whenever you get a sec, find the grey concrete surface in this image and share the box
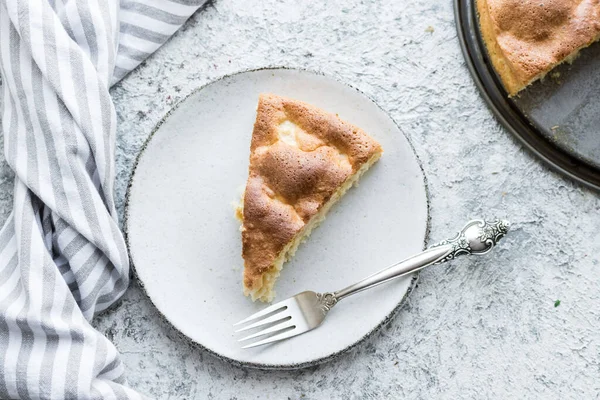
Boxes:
[1,0,599,399]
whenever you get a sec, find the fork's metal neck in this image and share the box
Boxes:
[333,245,451,301]
[316,292,339,314]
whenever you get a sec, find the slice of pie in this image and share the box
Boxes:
[477,0,600,96]
[238,94,382,302]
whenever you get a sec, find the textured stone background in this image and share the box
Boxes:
[1,0,600,398]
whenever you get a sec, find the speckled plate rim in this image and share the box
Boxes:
[454,0,600,192]
[123,66,431,370]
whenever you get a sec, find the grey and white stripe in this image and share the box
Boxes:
[0,0,205,398]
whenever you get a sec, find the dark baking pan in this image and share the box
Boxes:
[455,0,600,191]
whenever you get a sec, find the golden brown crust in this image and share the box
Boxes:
[241,94,382,292]
[477,0,600,96]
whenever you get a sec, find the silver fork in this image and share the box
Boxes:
[234,218,510,348]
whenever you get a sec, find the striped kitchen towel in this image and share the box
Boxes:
[0,0,206,398]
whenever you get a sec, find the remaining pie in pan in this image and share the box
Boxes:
[477,0,600,96]
[238,94,383,302]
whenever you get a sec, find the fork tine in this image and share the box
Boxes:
[238,320,296,342]
[234,312,291,333]
[233,300,290,327]
[241,326,300,349]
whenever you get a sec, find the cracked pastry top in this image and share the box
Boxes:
[239,94,382,302]
[477,0,600,96]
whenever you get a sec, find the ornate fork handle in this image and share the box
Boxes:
[317,219,510,312]
[430,219,510,263]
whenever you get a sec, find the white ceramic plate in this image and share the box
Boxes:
[125,68,429,369]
